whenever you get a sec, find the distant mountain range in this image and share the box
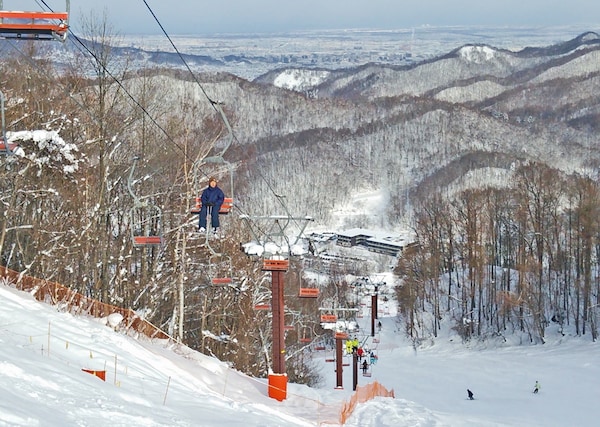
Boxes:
[7,25,593,80]
[234,31,600,230]
[4,29,600,231]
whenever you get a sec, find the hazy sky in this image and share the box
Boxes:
[7,0,600,35]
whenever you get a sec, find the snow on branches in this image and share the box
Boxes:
[6,129,82,175]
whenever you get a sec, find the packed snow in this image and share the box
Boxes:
[1,275,599,426]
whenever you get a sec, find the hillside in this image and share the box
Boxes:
[2,28,600,379]
[238,32,600,224]
[5,31,600,227]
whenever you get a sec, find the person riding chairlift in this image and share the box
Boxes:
[198,177,225,235]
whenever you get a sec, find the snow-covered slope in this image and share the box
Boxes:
[2,276,599,426]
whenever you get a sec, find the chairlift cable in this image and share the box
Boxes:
[8,2,309,255]
[34,1,207,167]
[140,0,303,226]
[140,0,245,190]
[142,0,252,233]
[140,1,276,253]
[31,2,232,216]
[69,37,189,159]
[141,1,220,113]
[139,3,314,246]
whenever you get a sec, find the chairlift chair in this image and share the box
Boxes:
[191,196,234,215]
[0,140,17,155]
[299,328,312,343]
[190,102,234,217]
[128,157,163,247]
[362,363,372,377]
[320,313,337,323]
[295,269,319,298]
[0,0,70,42]
[298,287,319,298]
[130,201,163,247]
[208,253,233,285]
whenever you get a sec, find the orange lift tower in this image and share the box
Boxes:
[0,1,69,42]
[241,213,313,401]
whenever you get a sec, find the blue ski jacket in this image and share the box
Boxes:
[201,185,225,207]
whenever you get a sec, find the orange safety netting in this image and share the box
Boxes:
[0,265,170,341]
[339,380,395,425]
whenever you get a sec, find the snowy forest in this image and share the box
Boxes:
[1,18,600,384]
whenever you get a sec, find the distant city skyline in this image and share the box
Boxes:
[4,0,600,35]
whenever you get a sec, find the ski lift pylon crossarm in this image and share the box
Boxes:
[262,258,289,271]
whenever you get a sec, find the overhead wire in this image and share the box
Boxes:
[139,0,249,189]
[6,1,221,172]
[141,0,220,115]
[35,0,193,162]
[34,0,237,218]
[24,3,236,248]
[2,1,198,227]
[140,0,310,235]
[11,1,309,243]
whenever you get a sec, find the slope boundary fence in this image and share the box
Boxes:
[0,265,171,341]
[339,380,395,425]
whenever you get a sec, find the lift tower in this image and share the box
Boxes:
[241,214,312,400]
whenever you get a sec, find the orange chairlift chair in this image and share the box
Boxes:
[298,281,319,298]
[299,327,313,344]
[190,102,234,218]
[207,252,233,285]
[320,312,338,324]
[127,157,163,247]
[0,0,69,42]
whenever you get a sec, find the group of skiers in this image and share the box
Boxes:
[360,352,378,374]
[342,336,380,374]
[467,381,540,400]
